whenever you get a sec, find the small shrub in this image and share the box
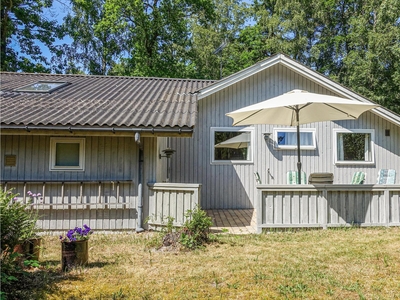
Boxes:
[0,188,40,298]
[180,206,213,249]
[1,188,39,253]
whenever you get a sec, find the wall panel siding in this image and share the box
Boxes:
[171,64,400,209]
[0,135,150,231]
[1,135,138,181]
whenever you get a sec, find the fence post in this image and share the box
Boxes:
[384,188,390,226]
[322,188,329,229]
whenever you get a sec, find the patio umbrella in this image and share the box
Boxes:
[226,89,379,184]
[215,132,250,149]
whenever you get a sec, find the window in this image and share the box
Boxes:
[333,129,375,165]
[15,81,69,93]
[273,128,316,150]
[50,138,85,171]
[211,127,254,164]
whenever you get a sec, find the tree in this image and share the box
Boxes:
[339,0,400,113]
[245,0,400,113]
[98,0,215,77]
[57,0,123,75]
[0,0,62,72]
[188,0,250,79]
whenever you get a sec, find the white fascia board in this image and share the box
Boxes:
[279,56,400,126]
[197,55,283,100]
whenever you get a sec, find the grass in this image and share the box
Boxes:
[6,227,400,299]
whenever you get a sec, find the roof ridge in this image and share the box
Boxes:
[0,71,216,82]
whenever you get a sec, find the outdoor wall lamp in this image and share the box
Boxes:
[263,133,272,141]
[159,147,176,159]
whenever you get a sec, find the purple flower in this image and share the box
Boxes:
[60,225,93,242]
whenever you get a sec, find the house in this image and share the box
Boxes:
[0,72,214,231]
[1,54,400,232]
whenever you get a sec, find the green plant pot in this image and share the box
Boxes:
[61,240,89,271]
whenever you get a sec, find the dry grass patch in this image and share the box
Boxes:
[7,227,400,299]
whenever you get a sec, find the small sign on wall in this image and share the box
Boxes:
[4,155,16,167]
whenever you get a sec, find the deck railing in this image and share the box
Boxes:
[1,180,135,209]
[147,182,201,228]
[257,184,400,233]
[1,180,136,231]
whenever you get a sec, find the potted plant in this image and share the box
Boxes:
[16,191,43,261]
[1,189,41,263]
[59,225,93,271]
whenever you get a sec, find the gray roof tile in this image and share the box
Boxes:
[0,72,214,129]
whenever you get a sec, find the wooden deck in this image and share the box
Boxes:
[206,209,257,234]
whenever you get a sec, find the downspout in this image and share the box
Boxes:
[135,132,144,232]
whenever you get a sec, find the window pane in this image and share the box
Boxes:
[55,143,80,166]
[338,133,370,161]
[214,131,250,160]
[15,81,68,93]
[277,131,314,146]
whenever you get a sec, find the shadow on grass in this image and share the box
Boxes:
[2,259,109,299]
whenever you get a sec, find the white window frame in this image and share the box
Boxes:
[210,127,254,165]
[50,137,85,171]
[273,128,316,150]
[333,129,375,165]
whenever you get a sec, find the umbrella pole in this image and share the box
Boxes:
[296,108,301,184]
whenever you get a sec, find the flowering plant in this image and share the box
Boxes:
[59,225,93,242]
[27,191,43,204]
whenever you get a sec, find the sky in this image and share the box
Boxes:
[10,1,73,68]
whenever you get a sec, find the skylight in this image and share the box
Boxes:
[15,81,70,93]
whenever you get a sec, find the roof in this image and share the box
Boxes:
[197,53,400,127]
[0,72,214,129]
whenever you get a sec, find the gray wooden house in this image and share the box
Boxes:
[1,54,400,232]
[0,72,213,231]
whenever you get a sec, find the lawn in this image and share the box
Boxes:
[8,227,400,299]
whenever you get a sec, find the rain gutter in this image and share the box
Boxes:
[1,125,193,134]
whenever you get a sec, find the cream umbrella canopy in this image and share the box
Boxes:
[226,90,379,184]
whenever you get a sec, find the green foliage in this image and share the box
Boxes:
[0,188,40,297]
[23,260,40,268]
[58,0,122,75]
[3,0,399,113]
[72,0,216,77]
[164,216,176,234]
[0,0,63,72]
[189,0,251,79]
[249,0,400,113]
[180,206,213,249]
[0,189,39,252]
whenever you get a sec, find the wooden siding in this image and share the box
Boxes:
[1,135,137,181]
[1,135,161,231]
[257,185,400,232]
[147,183,201,228]
[170,64,400,209]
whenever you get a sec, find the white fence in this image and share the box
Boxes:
[257,184,400,233]
[147,183,201,228]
